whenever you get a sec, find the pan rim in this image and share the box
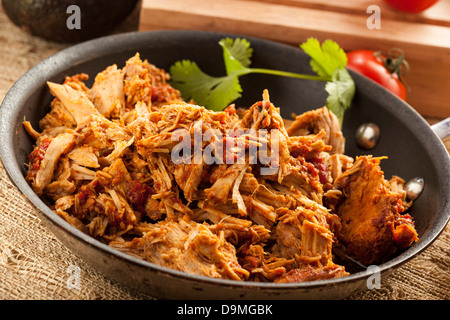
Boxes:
[0,29,449,293]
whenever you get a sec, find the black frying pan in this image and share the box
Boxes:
[0,30,448,299]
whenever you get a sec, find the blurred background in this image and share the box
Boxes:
[1,0,449,120]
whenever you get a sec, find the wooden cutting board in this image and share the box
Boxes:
[139,0,450,119]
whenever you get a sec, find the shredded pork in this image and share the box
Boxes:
[23,53,419,283]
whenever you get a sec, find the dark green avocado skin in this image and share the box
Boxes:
[2,0,138,43]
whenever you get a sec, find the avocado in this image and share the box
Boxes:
[2,0,138,43]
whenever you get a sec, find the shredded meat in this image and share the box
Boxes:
[286,106,345,155]
[88,64,126,118]
[23,53,419,283]
[110,217,249,280]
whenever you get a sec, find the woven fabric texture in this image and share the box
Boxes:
[0,4,448,300]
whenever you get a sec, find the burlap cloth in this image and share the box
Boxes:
[0,3,448,300]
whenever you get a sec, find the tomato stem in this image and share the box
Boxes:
[374,48,410,92]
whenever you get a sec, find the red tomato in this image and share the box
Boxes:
[383,0,439,13]
[346,49,408,100]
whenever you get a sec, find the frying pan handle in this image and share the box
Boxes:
[431,117,450,141]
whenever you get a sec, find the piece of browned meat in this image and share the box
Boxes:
[325,156,418,266]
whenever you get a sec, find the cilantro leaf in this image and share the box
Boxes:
[170,60,242,111]
[300,38,354,125]
[170,38,253,110]
[325,68,355,125]
[300,38,347,79]
[219,37,253,74]
[170,37,355,124]
[209,76,242,110]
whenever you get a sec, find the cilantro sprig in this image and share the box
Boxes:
[170,37,355,125]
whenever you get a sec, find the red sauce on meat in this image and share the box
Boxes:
[127,180,155,214]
